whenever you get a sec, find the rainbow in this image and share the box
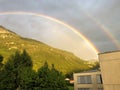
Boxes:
[0,11,99,54]
[79,8,120,49]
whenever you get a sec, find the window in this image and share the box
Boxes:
[77,75,92,84]
[96,74,102,84]
[78,88,92,90]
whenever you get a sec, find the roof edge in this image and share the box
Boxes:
[98,50,120,55]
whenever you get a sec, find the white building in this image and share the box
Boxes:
[99,51,120,90]
[74,71,103,90]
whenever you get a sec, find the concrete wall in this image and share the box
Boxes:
[99,51,120,90]
[74,71,103,90]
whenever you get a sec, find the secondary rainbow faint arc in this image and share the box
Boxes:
[0,11,99,54]
[79,8,120,49]
[86,13,120,49]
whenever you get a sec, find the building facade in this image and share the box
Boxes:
[99,51,120,90]
[74,71,103,90]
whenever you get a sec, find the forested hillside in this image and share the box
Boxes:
[0,26,90,74]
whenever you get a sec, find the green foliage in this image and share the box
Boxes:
[68,86,74,90]
[0,54,3,62]
[0,26,90,74]
[90,61,100,70]
[0,50,34,90]
[37,62,68,90]
[0,54,3,69]
[20,49,33,68]
[0,51,68,90]
[19,67,37,90]
[0,58,16,90]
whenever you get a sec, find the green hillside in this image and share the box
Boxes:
[0,26,90,74]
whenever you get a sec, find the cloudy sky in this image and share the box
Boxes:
[0,0,120,60]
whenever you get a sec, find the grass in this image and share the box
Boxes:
[68,86,74,90]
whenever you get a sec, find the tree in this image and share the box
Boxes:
[91,61,100,70]
[0,54,3,62]
[0,58,16,90]
[0,54,3,69]
[37,62,68,90]
[19,67,37,90]
[20,49,33,68]
[18,50,36,90]
[0,50,68,90]
[37,61,50,89]
[0,50,35,90]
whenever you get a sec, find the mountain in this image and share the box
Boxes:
[0,26,90,74]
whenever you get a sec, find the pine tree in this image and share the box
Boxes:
[0,58,16,90]
[37,62,68,90]
[19,67,37,90]
[0,50,35,90]
[37,61,50,89]
[0,51,68,90]
[20,49,33,68]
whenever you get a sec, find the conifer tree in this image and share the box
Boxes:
[0,57,16,90]
[0,54,3,63]
[0,50,35,90]
[37,62,68,90]
[20,49,33,67]
[0,54,3,69]
[0,51,68,90]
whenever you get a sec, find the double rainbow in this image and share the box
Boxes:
[0,11,119,55]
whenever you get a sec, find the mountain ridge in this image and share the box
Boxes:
[0,26,90,74]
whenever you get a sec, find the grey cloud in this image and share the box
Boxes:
[0,14,98,59]
[0,0,120,57]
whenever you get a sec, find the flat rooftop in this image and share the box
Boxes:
[98,50,120,55]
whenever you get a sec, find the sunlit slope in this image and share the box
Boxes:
[0,26,90,73]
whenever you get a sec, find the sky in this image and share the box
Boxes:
[0,0,120,60]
